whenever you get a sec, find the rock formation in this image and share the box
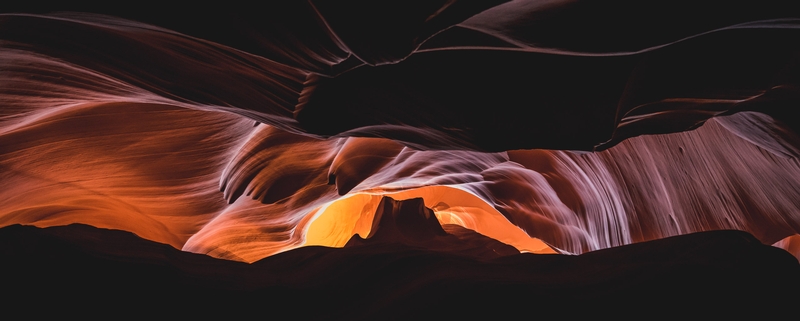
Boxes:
[1,1,800,316]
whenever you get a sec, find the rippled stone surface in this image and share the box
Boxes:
[1,2,799,311]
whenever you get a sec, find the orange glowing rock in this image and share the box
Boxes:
[306,187,556,255]
[0,102,254,248]
[343,196,521,259]
[2,3,800,267]
[774,234,800,262]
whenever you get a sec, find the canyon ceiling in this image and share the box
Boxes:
[1,1,799,318]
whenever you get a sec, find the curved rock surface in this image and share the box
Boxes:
[344,196,521,259]
[1,1,799,307]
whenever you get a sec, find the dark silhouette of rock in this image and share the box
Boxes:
[345,196,519,259]
[2,223,798,319]
[2,2,800,319]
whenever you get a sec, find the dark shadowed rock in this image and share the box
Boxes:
[344,196,519,259]
[2,222,797,319]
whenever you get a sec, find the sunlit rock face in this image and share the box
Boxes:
[2,0,800,270]
[201,114,800,260]
[774,234,800,260]
[0,102,254,248]
[343,196,521,259]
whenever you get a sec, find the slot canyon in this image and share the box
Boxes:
[2,1,799,318]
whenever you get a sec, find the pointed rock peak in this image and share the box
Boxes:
[344,196,520,259]
[365,196,448,244]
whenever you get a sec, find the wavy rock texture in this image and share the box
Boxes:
[2,0,800,271]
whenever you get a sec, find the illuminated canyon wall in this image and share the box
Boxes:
[2,0,800,265]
